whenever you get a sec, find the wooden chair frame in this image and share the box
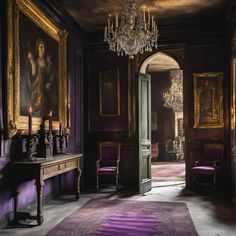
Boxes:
[96,141,121,191]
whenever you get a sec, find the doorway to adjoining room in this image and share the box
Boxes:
[140,52,185,186]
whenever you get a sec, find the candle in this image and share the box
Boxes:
[143,8,145,21]
[151,16,154,29]
[49,110,52,133]
[59,121,62,135]
[28,107,32,135]
[115,13,118,28]
[148,11,150,26]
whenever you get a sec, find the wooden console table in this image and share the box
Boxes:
[11,154,82,225]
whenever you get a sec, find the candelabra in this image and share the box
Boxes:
[53,132,68,154]
[37,120,53,158]
[25,134,38,161]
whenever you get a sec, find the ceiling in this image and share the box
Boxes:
[57,0,228,33]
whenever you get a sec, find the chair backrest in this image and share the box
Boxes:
[99,141,121,166]
[203,143,224,162]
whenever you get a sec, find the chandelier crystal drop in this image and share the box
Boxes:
[104,0,159,59]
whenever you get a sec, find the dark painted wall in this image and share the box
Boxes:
[0,0,84,224]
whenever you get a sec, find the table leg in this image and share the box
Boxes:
[35,180,44,225]
[76,167,81,200]
[13,187,19,222]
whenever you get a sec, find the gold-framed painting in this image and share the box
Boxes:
[7,0,68,138]
[193,72,224,129]
[99,69,120,116]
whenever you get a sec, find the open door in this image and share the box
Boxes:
[138,73,152,194]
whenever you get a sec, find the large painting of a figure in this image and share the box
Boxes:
[20,12,58,119]
[193,72,224,128]
[7,0,68,137]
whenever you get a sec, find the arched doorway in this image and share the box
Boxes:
[140,52,185,187]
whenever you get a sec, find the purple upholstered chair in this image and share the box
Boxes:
[192,144,224,191]
[96,141,121,191]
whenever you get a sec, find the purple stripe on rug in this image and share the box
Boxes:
[46,199,198,236]
[96,213,158,236]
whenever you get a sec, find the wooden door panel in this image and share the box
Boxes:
[138,73,151,194]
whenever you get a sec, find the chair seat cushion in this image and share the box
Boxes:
[98,166,117,174]
[192,166,218,175]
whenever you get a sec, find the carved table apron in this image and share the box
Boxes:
[11,154,82,225]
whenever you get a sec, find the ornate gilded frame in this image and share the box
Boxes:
[99,69,120,116]
[7,0,68,138]
[193,72,224,129]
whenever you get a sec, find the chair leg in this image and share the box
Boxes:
[96,173,99,192]
[213,174,216,192]
[192,173,196,191]
[116,174,119,191]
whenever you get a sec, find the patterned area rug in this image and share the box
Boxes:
[152,162,185,181]
[46,199,198,236]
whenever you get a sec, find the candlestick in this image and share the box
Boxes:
[49,110,52,133]
[28,107,32,135]
[115,13,118,28]
[143,8,145,21]
[148,11,150,26]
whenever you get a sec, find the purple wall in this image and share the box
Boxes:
[0,0,84,222]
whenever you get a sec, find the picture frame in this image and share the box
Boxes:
[99,69,120,116]
[193,72,224,129]
[7,0,68,138]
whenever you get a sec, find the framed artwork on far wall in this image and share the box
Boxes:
[193,72,224,129]
[99,69,120,116]
[7,0,68,138]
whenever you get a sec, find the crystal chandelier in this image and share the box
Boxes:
[104,0,159,59]
[163,70,183,113]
